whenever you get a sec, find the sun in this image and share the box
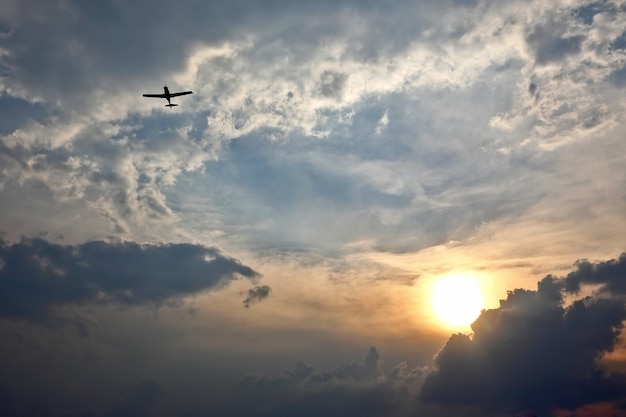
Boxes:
[431,275,484,328]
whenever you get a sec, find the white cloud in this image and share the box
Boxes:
[0,0,623,289]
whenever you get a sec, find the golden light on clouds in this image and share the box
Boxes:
[431,275,484,328]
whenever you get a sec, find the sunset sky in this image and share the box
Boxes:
[1,0,626,416]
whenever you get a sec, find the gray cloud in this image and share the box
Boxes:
[0,1,248,105]
[94,379,166,417]
[0,0,431,109]
[420,260,626,413]
[0,379,168,417]
[0,237,259,320]
[308,346,384,383]
[317,70,348,99]
[526,19,585,65]
[243,285,271,308]
[563,253,626,295]
[194,347,420,417]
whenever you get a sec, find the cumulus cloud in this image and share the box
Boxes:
[563,253,626,295]
[421,256,626,413]
[0,237,259,320]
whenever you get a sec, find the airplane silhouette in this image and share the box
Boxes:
[143,85,193,107]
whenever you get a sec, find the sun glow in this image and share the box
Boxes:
[431,275,484,328]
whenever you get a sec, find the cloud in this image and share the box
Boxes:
[0,1,625,416]
[3,379,168,417]
[112,379,166,417]
[0,113,215,239]
[1,0,624,255]
[0,237,260,321]
[563,253,626,295]
[5,245,626,417]
[317,70,348,99]
[56,379,167,417]
[195,347,420,417]
[309,346,384,383]
[525,18,585,65]
[0,0,434,111]
[420,257,626,413]
[243,285,271,308]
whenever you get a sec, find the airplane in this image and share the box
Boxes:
[143,85,193,108]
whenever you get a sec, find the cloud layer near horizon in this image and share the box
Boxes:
[1,252,620,417]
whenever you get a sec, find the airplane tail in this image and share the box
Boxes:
[165,103,178,108]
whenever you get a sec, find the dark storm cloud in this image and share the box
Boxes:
[563,253,626,295]
[0,237,260,320]
[420,263,626,413]
[243,285,271,308]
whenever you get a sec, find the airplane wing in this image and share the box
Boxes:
[169,91,193,97]
[143,93,166,98]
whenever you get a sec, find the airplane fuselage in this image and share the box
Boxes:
[162,86,173,105]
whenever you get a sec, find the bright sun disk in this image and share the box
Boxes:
[431,275,484,327]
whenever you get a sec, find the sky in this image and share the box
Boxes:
[1,0,626,416]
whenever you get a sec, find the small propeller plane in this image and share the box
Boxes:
[143,85,193,108]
